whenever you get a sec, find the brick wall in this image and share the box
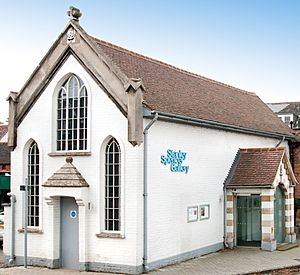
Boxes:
[292,142,300,198]
[291,135,300,226]
[0,164,10,173]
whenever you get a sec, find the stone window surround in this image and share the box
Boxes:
[18,228,43,234]
[56,74,88,152]
[48,151,91,157]
[96,232,125,239]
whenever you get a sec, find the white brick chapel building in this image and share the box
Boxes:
[4,7,298,274]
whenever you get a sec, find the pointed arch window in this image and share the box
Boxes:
[28,141,39,227]
[105,138,121,231]
[57,74,88,151]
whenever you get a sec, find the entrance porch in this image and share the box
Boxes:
[224,147,298,251]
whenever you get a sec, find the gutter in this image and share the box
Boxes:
[143,112,158,272]
[143,109,295,141]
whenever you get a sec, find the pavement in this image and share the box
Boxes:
[1,242,300,275]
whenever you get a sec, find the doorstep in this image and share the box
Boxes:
[277,243,299,251]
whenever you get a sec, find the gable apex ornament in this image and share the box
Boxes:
[67,27,76,44]
[67,6,82,21]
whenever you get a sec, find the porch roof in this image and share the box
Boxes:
[224,147,297,188]
[43,157,89,188]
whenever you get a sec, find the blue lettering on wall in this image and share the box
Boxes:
[161,149,190,174]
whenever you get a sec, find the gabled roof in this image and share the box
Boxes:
[8,16,294,150]
[224,147,297,188]
[43,157,88,187]
[92,37,292,136]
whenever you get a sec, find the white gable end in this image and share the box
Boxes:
[8,53,144,267]
[17,54,128,159]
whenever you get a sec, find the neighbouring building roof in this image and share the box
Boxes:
[224,147,297,188]
[267,102,300,129]
[43,157,89,187]
[0,143,10,165]
[268,102,300,116]
[92,37,292,136]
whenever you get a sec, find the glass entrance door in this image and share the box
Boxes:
[237,195,261,246]
[274,186,285,244]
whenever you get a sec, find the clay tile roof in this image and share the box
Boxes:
[43,157,89,187]
[91,36,292,136]
[0,143,10,164]
[225,147,286,188]
[0,125,8,140]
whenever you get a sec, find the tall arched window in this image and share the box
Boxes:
[28,141,39,227]
[57,74,88,151]
[105,138,121,231]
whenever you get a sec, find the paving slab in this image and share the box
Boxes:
[150,245,300,275]
[1,242,300,275]
[0,267,113,275]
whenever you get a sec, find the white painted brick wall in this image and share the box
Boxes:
[5,53,290,268]
[5,55,143,267]
[146,119,288,262]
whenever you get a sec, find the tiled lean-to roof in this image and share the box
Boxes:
[0,143,10,165]
[0,125,8,140]
[224,147,293,188]
[91,37,292,136]
[0,125,10,165]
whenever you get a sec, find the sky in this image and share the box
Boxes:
[0,0,299,122]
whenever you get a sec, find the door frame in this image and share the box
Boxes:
[236,194,262,247]
[60,196,79,269]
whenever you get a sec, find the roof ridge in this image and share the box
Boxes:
[90,35,257,97]
[240,147,285,153]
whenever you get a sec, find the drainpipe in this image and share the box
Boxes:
[8,193,16,264]
[143,112,158,272]
[276,136,285,147]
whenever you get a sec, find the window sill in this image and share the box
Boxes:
[18,228,43,234]
[48,151,91,157]
[96,232,125,239]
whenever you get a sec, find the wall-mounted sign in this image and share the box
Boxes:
[161,149,190,174]
[187,206,198,222]
[70,210,77,219]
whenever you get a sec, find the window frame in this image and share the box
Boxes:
[27,141,40,227]
[56,74,88,152]
[99,136,125,238]
[104,137,121,232]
